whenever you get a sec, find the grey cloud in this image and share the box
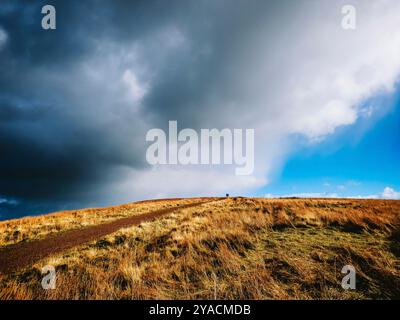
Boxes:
[1,0,285,218]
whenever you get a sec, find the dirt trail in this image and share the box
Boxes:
[0,198,222,275]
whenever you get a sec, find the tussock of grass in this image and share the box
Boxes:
[0,198,399,300]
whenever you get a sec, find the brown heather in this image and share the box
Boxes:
[0,197,399,300]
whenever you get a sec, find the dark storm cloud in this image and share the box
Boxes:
[0,0,155,217]
[0,0,246,217]
[139,0,295,130]
[0,0,303,218]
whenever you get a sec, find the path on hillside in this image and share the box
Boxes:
[0,198,222,275]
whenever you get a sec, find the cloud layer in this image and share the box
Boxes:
[265,187,400,200]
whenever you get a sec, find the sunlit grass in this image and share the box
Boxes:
[0,197,399,299]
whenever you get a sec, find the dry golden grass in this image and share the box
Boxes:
[0,197,399,300]
[0,198,200,247]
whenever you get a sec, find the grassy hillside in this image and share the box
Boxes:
[0,197,399,300]
[0,198,197,247]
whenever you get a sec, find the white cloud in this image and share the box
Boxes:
[381,187,400,200]
[265,187,400,200]
[0,197,17,205]
[343,187,400,199]
[265,192,339,199]
[347,180,362,187]
[334,181,362,191]
[152,1,400,193]
[0,27,8,50]
[122,69,147,103]
[106,167,266,203]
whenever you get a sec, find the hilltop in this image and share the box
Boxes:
[0,197,399,299]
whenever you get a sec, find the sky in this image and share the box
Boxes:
[264,91,400,198]
[0,0,399,220]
